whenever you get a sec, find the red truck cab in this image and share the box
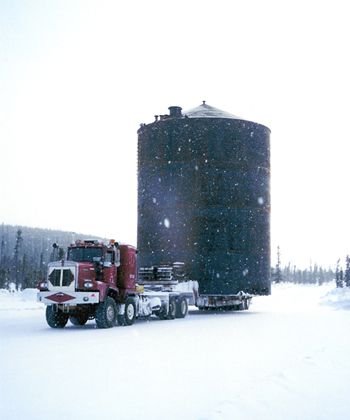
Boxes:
[38,240,140,327]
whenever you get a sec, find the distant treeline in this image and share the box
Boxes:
[271,263,335,285]
[0,224,103,290]
[271,245,337,285]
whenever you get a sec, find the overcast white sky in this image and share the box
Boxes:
[1,0,349,268]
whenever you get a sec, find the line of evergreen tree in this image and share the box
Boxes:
[0,224,103,290]
[271,246,335,285]
[334,255,350,288]
[271,263,335,285]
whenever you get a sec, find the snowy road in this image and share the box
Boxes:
[1,284,350,420]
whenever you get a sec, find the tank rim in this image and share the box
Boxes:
[138,117,271,134]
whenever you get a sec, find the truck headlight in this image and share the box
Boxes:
[84,281,94,289]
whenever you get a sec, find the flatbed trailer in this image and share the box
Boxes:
[138,264,252,311]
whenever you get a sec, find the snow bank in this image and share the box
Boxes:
[0,288,44,313]
[320,286,350,310]
[253,282,334,313]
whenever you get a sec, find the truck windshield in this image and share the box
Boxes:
[68,247,103,263]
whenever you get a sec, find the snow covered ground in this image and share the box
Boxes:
[1,283,350,420]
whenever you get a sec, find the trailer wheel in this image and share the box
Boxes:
[242,299,250,310]
[46,306,69,328]
[175,296,188,318]
[70,312,89,326]
[118,298,136,326]
[156,298,175,320]
[235,300,250,311]
[95,297,117,328]
[156,303,168,320]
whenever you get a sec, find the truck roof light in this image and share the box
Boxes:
[109,239,119,248]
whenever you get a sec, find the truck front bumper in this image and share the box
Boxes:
[37,291,100,305]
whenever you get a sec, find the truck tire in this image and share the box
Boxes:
[70,312,89,326]
[117,314,125,326]
[167,297,176,320]
[175,296,188,318]
[156,303,168,320]
[118,298,136,326]
[46,306,69,328]
[95,297,117,328]
[241,299,250,310]
[156,298,175,320]
[235,300,249,311]
[125,298,136,326]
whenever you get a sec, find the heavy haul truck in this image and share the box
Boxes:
[37,239,252,329]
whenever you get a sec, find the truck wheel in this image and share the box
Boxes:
[156,303,168,320]
[167,297,176,320]
[117,298,136,326]
[117,313,125,326]
[175,296,188,318]
[241,299,250,310]
[236,300,249,311]
[70,312,89,326]
[95,297,117,328]
[46,306,69,328]
[125,298,136,326]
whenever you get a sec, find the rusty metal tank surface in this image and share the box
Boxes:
[137,102,271,295]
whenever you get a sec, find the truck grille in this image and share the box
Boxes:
[48,268,75,287]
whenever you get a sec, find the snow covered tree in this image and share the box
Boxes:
[318,267,325,286]
[0,267,7,289]
[345,255,350,288]
[0,237,5,265]
[0,232,5,289]
[335,259,343,288]
[273,246,283,283]
[13,229,23,290]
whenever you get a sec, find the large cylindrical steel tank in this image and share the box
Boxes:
[137,102,271,295]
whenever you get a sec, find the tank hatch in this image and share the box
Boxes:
[183,101,241,120]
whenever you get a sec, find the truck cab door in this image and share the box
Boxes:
[103,250,117,285]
